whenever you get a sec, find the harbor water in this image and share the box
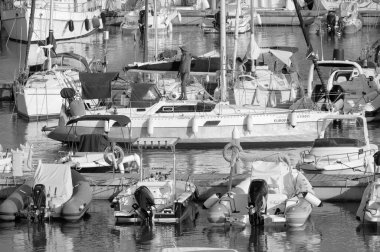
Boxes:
[1,24,380,251]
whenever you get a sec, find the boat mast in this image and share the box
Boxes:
[144,0,149,62]
[220,0,227,102]
[232,0,241,81]
[154,0,158,61]
[24,0,36,71]
[249,0,255,73]
[292,0,327,95]
[47,0,54,70]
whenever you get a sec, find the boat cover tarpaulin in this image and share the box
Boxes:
[77,134,110,152]
[79,72,119,99]
[33,163,73,206]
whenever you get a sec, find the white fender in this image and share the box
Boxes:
[122,153,141,168]
[203,193,219,209]
[168,22,173,32]
[104,121,110,133]
[147,117,154,136]
[232,126,240,140]
[289,112,297,128]
[303,192,322,207]
[192,117,199,135]
[246,114,253,133]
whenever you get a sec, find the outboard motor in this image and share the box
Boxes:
[248,179,268,226]
[30,184,47,222]
[133,186,155,223]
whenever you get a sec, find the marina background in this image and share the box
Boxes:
[1,22,380,251]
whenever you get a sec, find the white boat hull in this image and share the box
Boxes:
[1,6,102,43]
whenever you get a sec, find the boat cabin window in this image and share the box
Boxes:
[155,102,215,113]
[313,138,364,147]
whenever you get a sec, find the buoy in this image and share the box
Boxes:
[289,112,297,128]
[92,16,100,29]
[147,117,154,136]
[246,114,253,133]
[192,117,199,135]
[84,18,90,31]
[203,193,219,209]
[302,192,323,207]
[68,20,74,32]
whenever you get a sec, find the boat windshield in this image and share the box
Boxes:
[318,118,367,145]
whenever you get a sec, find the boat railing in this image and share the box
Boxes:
[300,148,378,165]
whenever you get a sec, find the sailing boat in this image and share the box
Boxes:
[46,0,336,148]
[1,0,102,43]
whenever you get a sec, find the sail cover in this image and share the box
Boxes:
[33,163,73,206]
[80,72,119,99]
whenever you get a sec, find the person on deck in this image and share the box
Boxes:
[178,46,193,100]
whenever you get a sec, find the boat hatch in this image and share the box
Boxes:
[203,121,220,126]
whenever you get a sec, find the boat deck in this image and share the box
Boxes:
[1,172,376,202]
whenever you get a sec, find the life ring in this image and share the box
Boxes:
[104,145,125,165]
[223,143,243,162]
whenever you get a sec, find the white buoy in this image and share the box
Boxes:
[192,117,199,135]
[303,192,323,207]
[246,114,253,133]
[203,193,219,209]
[289,112,297,128]
[147,117,154,136]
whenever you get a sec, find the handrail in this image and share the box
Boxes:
[300,148,377,166]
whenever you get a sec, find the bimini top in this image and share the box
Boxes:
[66,115,131,127]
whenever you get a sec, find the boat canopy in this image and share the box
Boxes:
[33,163,73,207]
[66,115,131,127]
[79,72,119,99]
[129,83,162,108]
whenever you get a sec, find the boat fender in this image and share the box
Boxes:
[168,22,173,32]
[203,193,219,209]
[169,91,179,100]
[289,112,297,128]
[84,18,90,31]
[223,143,243,162]
[68,20,74,32]
[100,12,107,26]
[104,145,125,166]
[302,192,323,207]
[246,114,253,133]
[192,117,199,135]
[92,16,101,29]
[147,117,154,136]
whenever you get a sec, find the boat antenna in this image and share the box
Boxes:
[292,0,328,99]
[24,0,36,73]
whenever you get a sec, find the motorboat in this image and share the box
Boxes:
[111,137,199,224]
[58,115,140,173]
[0,162,92,222]
[297,114,378,175]
[204,144,321,228]
[0,0,102,43]
[120,11,140,35]
[313,0,380,12]
[305,48,380,122]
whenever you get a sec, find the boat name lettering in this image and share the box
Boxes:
[274,118,287,123]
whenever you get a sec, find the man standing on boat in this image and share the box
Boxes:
[178,45,192,100]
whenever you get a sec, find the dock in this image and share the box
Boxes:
[0,172,374,202]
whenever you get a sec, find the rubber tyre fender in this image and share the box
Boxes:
[104,145,125,165]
